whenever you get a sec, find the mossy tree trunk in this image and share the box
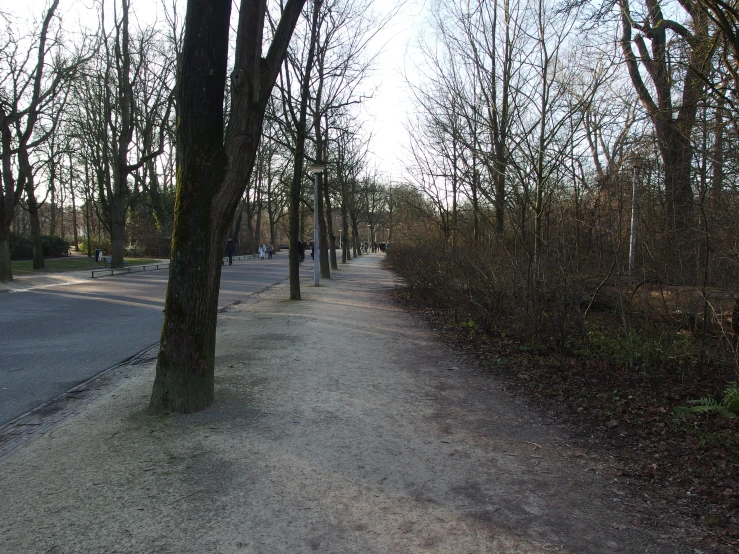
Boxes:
[150,0,308,413]
[150,0,231,413]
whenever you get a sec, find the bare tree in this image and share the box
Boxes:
[149,0,308,413]
[0,0,89,280]
[618,0,714,235]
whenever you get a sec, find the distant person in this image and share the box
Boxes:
[298,240,305,264]
[259,243,266,260]
[226,238,235,265]
[311,241,315,260]
[267,244,273,259]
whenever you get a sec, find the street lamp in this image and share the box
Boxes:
[307,163,325,285]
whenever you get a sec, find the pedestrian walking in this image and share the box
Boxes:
[267,244,273,259]
[226,238,235,265]
[259,243,266,260]
[298,240,305,264]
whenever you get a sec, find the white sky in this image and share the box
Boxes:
[9,0,430,180]
[358,0,427,180]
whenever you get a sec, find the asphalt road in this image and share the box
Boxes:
[0,256,291,425]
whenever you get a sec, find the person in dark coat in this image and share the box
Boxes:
[226,238,235,265]
[297,240,305,264]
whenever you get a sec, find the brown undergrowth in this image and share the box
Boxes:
[391,287,739,554]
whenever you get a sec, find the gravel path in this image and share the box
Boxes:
[0,255,686,553]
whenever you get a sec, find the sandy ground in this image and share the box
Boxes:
[0,255,688,553]
[0,268,92,293]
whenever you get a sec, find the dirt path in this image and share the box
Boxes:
[0,255,686,553]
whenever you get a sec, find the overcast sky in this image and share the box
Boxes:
[11,0,429,179]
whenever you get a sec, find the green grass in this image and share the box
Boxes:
[11,257,160,275]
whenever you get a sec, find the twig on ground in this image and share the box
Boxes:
[413,479,433,500]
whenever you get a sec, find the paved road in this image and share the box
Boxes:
[0,256,291,425]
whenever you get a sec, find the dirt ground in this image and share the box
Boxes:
[0,256,691,553]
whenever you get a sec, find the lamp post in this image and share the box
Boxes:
[307,163,325,285]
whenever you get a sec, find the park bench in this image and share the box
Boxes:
[91,260,170,278]
[223,254,258,264]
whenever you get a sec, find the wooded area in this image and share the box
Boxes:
[383,0,739,546]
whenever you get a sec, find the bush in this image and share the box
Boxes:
[10,233,70,260]
[387,238,586,349]
[9,233,33,260]
[41,235,70,258]
[78,237,112,256]
[125,242,143,257]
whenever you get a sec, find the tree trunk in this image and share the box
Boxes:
[49,171,57,236]
[71,184,79,251]
[232,205,244,246]
[84,160,93,256]
[712,99,724,202]
[0,234,11,281]
[254,202,262,245]
[659,124,694,233]
[288,0,321,298]
[151,0,307,413]
[494,157,506,234]
[150,0,232,413]
[148,157,168,232]
[111,0,133,270]
[323,178,337,270]
[317,174,330,278]
[341,209,348,263]
[25,181,45,270]
[110,191,126,267]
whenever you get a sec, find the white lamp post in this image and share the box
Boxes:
[307,163,325,285]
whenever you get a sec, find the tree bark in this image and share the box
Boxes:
[25,184,45,270]
[149,0,232,413]
[0,235,10,280]
[150,0,307,413]
[19,147,45,270]
[317,173,330,278]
